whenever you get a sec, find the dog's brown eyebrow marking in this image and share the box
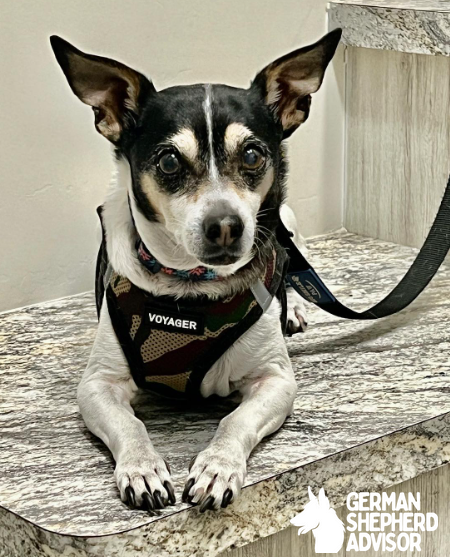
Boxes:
[224,123,252,155]
[168,128,199,163]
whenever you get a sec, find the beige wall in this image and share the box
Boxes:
[344,47,450,251]
[0,0,344,312]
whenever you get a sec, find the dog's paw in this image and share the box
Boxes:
[286,287,308,335]
[115,446,175,512]
[182,448,247,512]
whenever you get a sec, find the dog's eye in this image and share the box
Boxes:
[158,152,181,175]
[242,146,265,171]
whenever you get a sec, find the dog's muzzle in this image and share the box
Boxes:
[200,212,245,265]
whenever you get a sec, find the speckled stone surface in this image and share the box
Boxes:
[1,232,450,556]
[331,0,450,10]
[329,0,450,56]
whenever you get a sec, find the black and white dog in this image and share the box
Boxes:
[51,29,341,513]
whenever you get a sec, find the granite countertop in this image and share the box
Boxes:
[331,0,450,10]
[1,232,450,557]
[329,0,450,56]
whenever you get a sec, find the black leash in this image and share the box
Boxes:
[279,174,450,320]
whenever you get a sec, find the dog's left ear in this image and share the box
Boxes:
[252,29,342,138]
[50,36,155,143]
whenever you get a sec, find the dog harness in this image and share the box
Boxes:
[95,208,288,399]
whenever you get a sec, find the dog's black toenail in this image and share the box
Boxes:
[153,490,165,509]
[125,486,136,509]
[164,458,171,474]
[188,456,197,471]
[164,481,176,505]
[200,495,215,513]
[182,478,195,502]
[142,491,155,511]
[221,488,233,508]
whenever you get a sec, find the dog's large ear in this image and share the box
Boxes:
[50,36,155,143]
[252,29,341,138]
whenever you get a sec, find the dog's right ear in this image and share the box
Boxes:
[50,36,155,143]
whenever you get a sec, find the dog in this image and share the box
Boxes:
[50,29,341,513]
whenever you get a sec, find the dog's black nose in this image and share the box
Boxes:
[203,215,244,248]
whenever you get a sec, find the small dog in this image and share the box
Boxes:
[51,29,341,513]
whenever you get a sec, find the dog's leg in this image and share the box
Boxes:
[280,204,309,334]
[78,302,175,510]
[286,287,309,334]
[184,369,296,512]
[183,323,296,512]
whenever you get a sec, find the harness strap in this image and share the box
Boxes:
[280,174,450,320]
[251,280,273,312]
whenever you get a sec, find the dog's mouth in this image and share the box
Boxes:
[198,250,241,267]
[191,227,258,269]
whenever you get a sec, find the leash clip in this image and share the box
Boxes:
[286,270,336,305]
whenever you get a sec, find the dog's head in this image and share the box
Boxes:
[51,31,340,271]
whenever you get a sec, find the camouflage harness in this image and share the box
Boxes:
[96,208,288,399]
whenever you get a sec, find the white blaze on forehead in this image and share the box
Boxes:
[168,128,198,163]
[203,84,219,181]
[224,123,253,155]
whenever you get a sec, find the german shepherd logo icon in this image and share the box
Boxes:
[291,487,345,553]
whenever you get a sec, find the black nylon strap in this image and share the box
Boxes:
[279,174,450,320]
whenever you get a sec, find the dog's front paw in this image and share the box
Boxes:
[182,447,247,512]
[115,446,175,511]
[286,287,308,335]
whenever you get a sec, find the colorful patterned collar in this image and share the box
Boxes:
[137,240,220,282]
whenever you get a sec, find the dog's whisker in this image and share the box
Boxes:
[256,208,272,218]
[255,226,275,253]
